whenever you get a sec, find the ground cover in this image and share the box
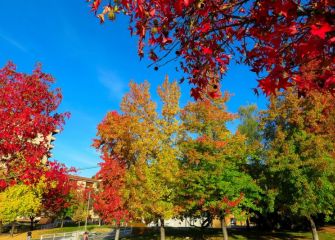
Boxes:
[123,226,335,240]
[1,225,335,240]
[0,225,110,240]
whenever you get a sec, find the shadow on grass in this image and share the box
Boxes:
[229,228,308,240]
[119,227,312,240]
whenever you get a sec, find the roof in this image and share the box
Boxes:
[68,175,99,183]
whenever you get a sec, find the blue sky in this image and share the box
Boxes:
[0,1,267,177]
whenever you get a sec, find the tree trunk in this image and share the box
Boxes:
[30,216,34,230]
[78,221,81,227]
[114,224,120,240]
[10,222,15,237]
[60,218,64,228]
[160,218,165,240]
[220,216,229,240]
[0,220,3,233]
[308,216,319,240]
[98,218,101,226]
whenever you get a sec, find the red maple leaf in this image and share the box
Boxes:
[258,77,277,96]
[203,47,213,55]
[191,87,202,100]
[199,23,211,33]
[311,22,333,39]
[91,0,101,12]
[88,0,335,98]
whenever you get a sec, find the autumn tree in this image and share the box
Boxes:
[0,62,74,228]
[93,153,128,240]
[237,105,267,227]
[89,0,334,98]
[0,184,43,236]
[238,105,262,145]
[0,62,69,187]
[41,162,75,220]
[179,94,261,240]
[260,88,335,240]
[94,77,182,240]
[72,204,87,227]
[72,190,90,227]
[56,190,77,228]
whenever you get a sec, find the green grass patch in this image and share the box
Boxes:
[0,225,112,240]
[2,226,335,240]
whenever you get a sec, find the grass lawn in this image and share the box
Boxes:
[0,225,111,240]
[1,225,335,240]
[123,226,335,240]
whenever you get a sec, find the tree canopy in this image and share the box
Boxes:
[0,62,69,187]
[260,88,335,240]
[89,0,334,99]
[0,184,42,224]
[94,77,182,240]
[179,95,262,239]
[0,62,74,219]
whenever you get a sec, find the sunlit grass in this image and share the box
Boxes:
[1,225,335,240]
[0,225,111,240]
[122,226,335,240]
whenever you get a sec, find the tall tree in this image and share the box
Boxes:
[89,0,334,98]
[238,105,262,144]
[0,62,73,226]
[94,77,182,240]
[179,95,261,240]
[237,105,265,228]
[260,88,335,240]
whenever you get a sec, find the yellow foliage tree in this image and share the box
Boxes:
[0,184,42,236]
[94,77,182,240]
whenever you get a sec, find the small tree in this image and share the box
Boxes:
[40,162,75,220]
[72,191,88,227]
[0,184,42,236]
[56,190,77,228]
[93,154,128,240]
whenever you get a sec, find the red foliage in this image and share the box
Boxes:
[222,193,244,211]
[89,0,334,98]
[0,62,69,173]
[0,62,73,215]
[93,153,129,224]
[41,162,76,215]
[0,180,7,190]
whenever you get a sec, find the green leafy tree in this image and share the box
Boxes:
[71,191,88,227]
[0,184,42,236]
[238,105,262,144]
[237,105,266,227]
[179,95,262,240]
[72,203,87,227]
[260,88,335,240]
[56,190,77,228]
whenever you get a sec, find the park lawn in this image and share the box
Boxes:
[123,226,335,240]
[1,226,335,240]
[0,225,111,240]
[124,231,335,240]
